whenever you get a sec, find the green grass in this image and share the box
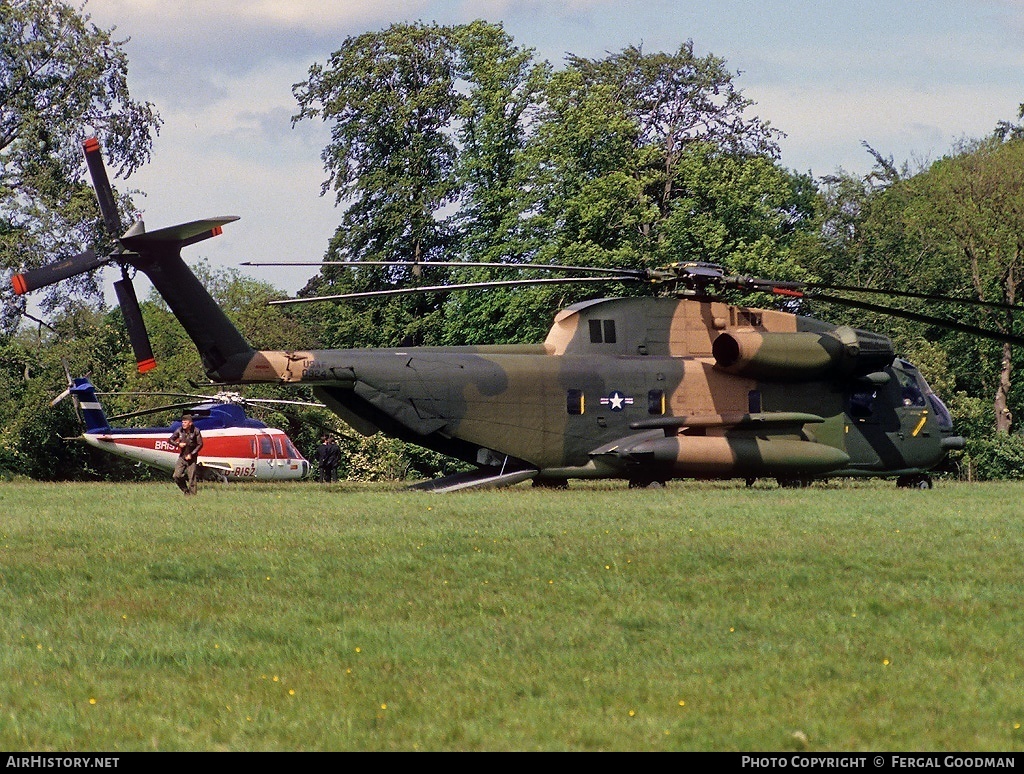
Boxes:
[0,478,1022,751]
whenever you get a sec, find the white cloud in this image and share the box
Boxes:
[85,0,434,32]
[755,84,1020,176]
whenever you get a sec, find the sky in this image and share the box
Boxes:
[76,0,1024,303]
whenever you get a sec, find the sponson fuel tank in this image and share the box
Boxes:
[614,434,851,478]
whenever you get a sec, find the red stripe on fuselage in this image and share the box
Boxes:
[91,429,305,460]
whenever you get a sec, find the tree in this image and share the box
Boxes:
[291,32,815,348]
[812,136,1024,435]
[900,137,1024,433]
[564,43,784,219]
[292,22,461,269]
[291,21,555,348]
[0,0,161,328]
[291,21,466,347]
[515,43,809,285]
[450,20,548,264]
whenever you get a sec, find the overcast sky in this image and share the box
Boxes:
[78,0,1024,301]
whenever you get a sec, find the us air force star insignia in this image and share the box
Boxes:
[600,390,634,411]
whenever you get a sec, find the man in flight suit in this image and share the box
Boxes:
[169,412,204,495]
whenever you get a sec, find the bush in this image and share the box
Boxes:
[959,433,1024,481]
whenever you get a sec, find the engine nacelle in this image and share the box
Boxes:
[712,326,894,381]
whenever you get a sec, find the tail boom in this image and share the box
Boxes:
[127,249,256,382]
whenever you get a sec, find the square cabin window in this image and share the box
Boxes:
[588,319,617,344]
[648,390,665,415]
[566,389,584,415]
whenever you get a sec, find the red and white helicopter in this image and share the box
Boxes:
[54,376,317,481]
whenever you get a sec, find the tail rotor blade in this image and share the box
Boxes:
[82,136,123,237]
[50,387,72,407]
[114,278,157,373]
[11,249,111,295]
[11,137,123,297]
[50,357,75,407]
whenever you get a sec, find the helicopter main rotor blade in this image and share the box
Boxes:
[97,391,326,409]
[240,398,327,407]
[803,291,1024,347]
[97,391,217,401]
[268,276,635,305]
[243,260,649,278]
[108,402,209,422]
[806,282,1024,312]
[726,275,1024,314]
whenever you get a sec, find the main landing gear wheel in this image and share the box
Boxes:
[628,478,666,489]
[532,477,568,489]
[776,477,812,488]
[896,474,933,489]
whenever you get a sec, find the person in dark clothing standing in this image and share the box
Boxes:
[169,412,204,495]
[325,436,341,482]
[316,436,329,482]
[317,435,341,483]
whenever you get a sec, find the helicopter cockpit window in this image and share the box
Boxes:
[895,366,926,407]
[928,394,954,430]
[588,319,617,344]
[259,436,274,457]
[848,389,876,418]
[567,389,584,415]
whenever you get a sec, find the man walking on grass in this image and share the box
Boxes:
[169,412,204,495]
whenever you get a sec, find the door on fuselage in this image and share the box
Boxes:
[255,431,306,480]
[256,431,279,479]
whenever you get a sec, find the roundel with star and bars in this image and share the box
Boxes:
[600,391,634,411]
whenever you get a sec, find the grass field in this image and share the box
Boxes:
[0,477,1022,752]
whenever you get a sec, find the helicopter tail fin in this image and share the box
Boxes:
[121,236,257,383]
[68,378,112,433]
[82,136,255,381]
[14,136,255,379]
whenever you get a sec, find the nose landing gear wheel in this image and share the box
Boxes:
[896,474,933,489]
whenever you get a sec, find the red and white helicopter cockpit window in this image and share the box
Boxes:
[259,435,274,458]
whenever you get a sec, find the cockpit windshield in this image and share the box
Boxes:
[898,359,954,430]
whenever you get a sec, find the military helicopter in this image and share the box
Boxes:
[51,374,316,481]
[13,136,1024,491]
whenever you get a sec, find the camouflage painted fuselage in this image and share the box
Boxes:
[216,296,962,487]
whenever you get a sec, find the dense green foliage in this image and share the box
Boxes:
[806,134,1024,438]
[290,24,813,347]
[2,7,1024,480]
[2,479,1023,751]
